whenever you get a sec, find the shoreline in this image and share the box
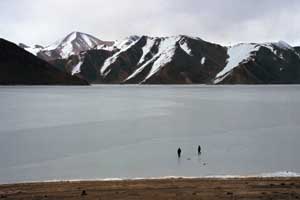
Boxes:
[1,171,299,185]
[1,177,300,200]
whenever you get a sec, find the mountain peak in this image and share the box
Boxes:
[26,32,115,60]
[275,40,293,50]
[65,31,91,40]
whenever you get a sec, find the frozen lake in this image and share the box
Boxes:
[0,85,300,183]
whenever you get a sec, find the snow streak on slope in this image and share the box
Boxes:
[179,42,193,56]
[113,35,140,50]
[144,39,177,81]
[72,61,83,75]
[44,32,78,54]
[44,32,87,58]
[100,37,140,76]
[25,46,43,56]
[125,36,181,82]
[201,57,206,65]
[82,34,96,47]
[138,38,156,64]
[215,44,260,82]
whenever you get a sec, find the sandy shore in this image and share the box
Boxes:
[0,177,300,199]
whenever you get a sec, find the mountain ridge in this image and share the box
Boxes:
[18,32,300,84]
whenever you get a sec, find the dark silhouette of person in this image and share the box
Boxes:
[177,148,182,158]
[198,145,201,155]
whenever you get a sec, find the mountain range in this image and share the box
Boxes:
[3,31,300,85]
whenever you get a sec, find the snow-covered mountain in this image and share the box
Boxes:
[22,32,113,61]
[21,32,300,84]
[54,35,228,83]
[214,41,300,84]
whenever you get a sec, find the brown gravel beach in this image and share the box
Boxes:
[0,177,300,200]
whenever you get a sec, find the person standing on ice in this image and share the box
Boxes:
[198,145,201,155]
[177,148,182,158]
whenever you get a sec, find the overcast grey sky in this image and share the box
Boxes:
[1,0,300,46]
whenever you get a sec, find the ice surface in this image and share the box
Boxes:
[14,171,300,184]
[260,171,300,177]
[0,85,300,184]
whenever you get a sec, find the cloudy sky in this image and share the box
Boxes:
[1,0,300,46]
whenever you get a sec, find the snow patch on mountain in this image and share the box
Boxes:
[114,35,140,50]
[72,61,83,75]
[44,40,61,52]
[25,46,43,56]
[214,43,260,83]
[125,36,181,82]
[138,38,156,64]
[125,57,153,81]
[100,38,140,76]
[60,42,74,58]
[104,36,183,81]
[143,36,180,81]
[45,32,90,58]
[201,57,206,65]
[144,47,176,81]
[24,32,113,60]
[275,41,293,50]
[82,34,95,47]
[180,42,193,56]
[260,41,294,57]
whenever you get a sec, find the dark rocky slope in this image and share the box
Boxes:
[0,39,88,85]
